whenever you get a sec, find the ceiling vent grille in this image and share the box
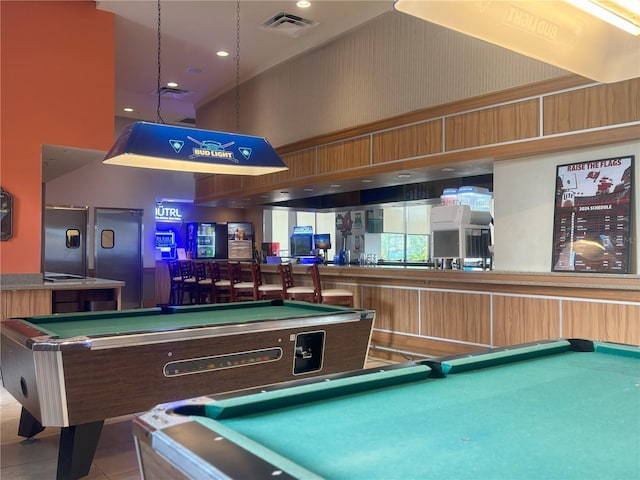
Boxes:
[261,12,319,38]
[155,86,191,99]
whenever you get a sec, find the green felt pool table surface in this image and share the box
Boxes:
[18,301,355,339]
[139,340,640,480]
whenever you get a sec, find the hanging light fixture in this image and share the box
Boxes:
[104,0,288,175]
[393,0,640,83]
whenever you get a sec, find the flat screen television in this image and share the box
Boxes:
[291,234,313,257]
[314,234,331,250]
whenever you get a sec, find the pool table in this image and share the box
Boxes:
[133,339,639,480]
[0,300,374,480]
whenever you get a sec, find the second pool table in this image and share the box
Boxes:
[0,300,374,479]
[134,339,639,479]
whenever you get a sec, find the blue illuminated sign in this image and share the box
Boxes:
[155,204,183,222]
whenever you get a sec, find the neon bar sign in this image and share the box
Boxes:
[155,204,183,222]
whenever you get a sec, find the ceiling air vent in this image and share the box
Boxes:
[261,12,319,38]
[155,86,191,99]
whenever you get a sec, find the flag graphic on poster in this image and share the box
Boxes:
[552,155,633,273]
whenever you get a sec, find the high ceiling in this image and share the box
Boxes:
[43,0,393,183]
[98,0,393,125]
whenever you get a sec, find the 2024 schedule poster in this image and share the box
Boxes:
[552,155,634,273]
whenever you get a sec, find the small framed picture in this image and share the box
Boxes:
[0,188,13,241]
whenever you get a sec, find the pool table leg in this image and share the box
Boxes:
[57,420,104,480]
[17,407,45,438]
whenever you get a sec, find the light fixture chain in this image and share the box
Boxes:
[156,0,164,124]
[235,0,241,132]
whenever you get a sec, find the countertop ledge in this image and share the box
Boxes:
[261,265,640,291]
[0,274,125,291]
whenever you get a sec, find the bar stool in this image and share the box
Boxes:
[250,261,283,300]
[309,263,354,307]
[207,261,232,303]
[228,261,255,302]
[180,261,197,304]
[168,260,183,305]
[193,261,212,304]
[278,263,316,302]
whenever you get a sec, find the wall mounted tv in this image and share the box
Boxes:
[314,234,331,250]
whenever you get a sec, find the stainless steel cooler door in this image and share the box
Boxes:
[94,208,143,309]
[43,205,88,277]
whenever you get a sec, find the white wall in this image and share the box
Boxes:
[198,10,567,147]
[493,141,639,273]
[45,159,195,268]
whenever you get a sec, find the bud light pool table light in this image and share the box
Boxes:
[393,0,640,83]
[103,122,288,176]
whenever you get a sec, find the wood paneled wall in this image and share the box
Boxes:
[0,290,52,321]
[196,76,640,204]
[543,80,640,134]
[264,266,640,360]
[370,285,637,359]
[373,120,442,164]
[444,99,539,150]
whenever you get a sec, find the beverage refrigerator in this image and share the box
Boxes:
[187,222,216,259]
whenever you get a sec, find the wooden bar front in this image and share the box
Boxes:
[262,265,640,360]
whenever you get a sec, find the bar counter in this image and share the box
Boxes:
[0,274,124,321]
[262,264,639,358]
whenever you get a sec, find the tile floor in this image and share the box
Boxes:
[0,356,395,479]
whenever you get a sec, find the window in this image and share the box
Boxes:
[406,205,430,262]
[315,212,336,260]
[271,210,289,256]
[264,204,434,263]
[380,206,430,262]
[381,233,404,261]
[65,229,81,249]
[101,230,115,249]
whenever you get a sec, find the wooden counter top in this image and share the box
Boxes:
[0,274,125,292]
[261,264,640,293]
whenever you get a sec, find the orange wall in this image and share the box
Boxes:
[0,1,114,274]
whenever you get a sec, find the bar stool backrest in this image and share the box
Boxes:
[278,263,295,291]
[208,262,222,282]
[194,262,208,282]
[227,261,242,284]
[180,260,194,280]
[309,263,323,297]
[169,261,182,282]
[251,262,264,288]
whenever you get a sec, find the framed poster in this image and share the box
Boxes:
[0,188,13,241]
[227,222,254,260]
[552,155,633,273]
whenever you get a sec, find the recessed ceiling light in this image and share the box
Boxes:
[361,179,373,183]
[330,184,341,188]
[297,1,311,8]
[167,82,178,88]
[123,107,134,112]
[398,173,411,178]
[217,51,229,57]
[304,188,314,192]
[441,167,455,172]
